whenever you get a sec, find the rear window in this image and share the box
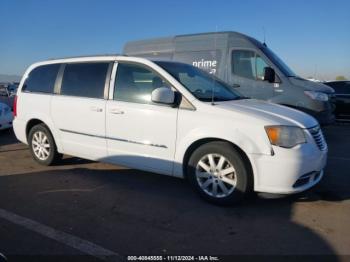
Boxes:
[61,63,109,99]
[22,64,60,93]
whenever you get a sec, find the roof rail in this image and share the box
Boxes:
[47,54,126,60]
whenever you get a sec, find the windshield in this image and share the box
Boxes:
[262,46,297,77]
[155,61,242,102]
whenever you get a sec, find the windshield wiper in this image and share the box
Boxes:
[236,96,250,100]
[200,96,248,102]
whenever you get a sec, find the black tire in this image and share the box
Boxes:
[28,124,62,166]
[187,141,252,206]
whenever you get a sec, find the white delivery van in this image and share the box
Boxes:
[13,55,327,205]
[124,32,335,125]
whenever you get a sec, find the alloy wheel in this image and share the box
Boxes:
[196,153,237,198]
[32,131,51,161]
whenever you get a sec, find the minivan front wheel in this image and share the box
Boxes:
[28,124,62,165]
[187,141,250,205]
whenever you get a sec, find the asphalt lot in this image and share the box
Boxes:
[0,125,349,261]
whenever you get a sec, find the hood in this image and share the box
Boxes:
[289,76,334,94]
[215,99,319,128]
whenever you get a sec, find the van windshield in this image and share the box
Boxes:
[261,46,297,77]
[155,61,242,102]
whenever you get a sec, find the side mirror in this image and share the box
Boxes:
[151,87,175,104]
[263,67,275,83]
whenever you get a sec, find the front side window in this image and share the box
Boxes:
[156,61,241,102]
[61,63,109,99]
[114,63,168,104]
[231,50,269,81]
[22,64,60,93]
[256,55,269,80]
[231,50,256,80]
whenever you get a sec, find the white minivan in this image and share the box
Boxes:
[14,55,327,205]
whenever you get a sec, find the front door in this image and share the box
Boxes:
[106,62,178,175]
[229,49,275,100]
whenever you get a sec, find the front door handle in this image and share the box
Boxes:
[232,84,240,88]
[109,108,125,115]
[90,106,103,112]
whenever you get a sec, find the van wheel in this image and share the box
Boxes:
[28,124,62,166]
[187,141,250,205]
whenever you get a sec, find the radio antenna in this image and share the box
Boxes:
[211,26,218,106]
[262,26,267,46]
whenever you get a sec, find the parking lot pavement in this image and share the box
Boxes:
[0,126,349,260]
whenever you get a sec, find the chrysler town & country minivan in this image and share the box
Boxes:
[13,55,327,205]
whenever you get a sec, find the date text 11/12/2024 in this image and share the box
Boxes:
[127,255,220,261]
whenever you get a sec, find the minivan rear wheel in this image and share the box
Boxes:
[187,141,250,205]
[28,124,62,166]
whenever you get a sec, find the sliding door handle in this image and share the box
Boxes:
[109,108,124,115]
[90,106,103,112]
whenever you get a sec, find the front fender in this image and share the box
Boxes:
[173,125,272,178]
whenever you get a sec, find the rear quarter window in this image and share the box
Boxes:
[22,64,60,93]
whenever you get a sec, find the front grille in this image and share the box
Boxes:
[308,126,327,151]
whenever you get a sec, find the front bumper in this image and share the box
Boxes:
[298,100,335,125]
[310,109,335,126]
[250,135,327,194]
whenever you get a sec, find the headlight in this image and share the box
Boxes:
[265,126,306,148]
[304,91,328,101]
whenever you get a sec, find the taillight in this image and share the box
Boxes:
[13,95,17,117]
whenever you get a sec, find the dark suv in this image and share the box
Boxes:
[324,81,350,121]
